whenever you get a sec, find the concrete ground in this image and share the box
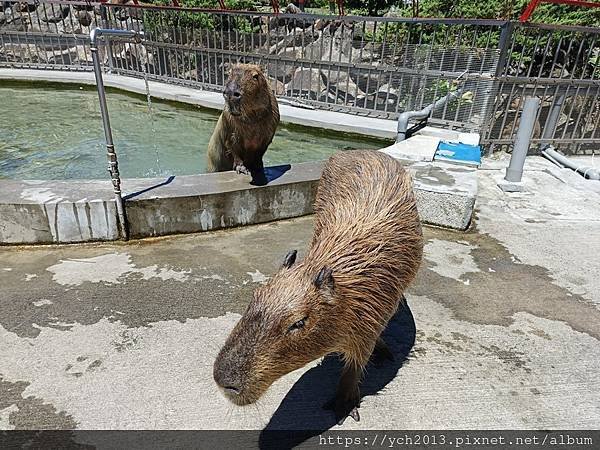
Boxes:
[1,156,599,433]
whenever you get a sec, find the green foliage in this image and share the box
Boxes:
[306,0,332,8]
[345,0,394,16]
[397,0,600,26]
[143,0,259,34]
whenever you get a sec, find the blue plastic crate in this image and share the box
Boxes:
[435,141,481,166]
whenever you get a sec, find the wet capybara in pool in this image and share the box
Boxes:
[213,150,424,424]
[206,63,280,186]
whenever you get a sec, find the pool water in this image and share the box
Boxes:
[0,81,389,180]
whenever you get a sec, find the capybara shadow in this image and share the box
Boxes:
[258,301,416,449]
[250,164,291,186]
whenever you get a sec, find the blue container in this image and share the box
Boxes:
[435,141,481,166]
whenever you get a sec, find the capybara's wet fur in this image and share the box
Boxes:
[206,63,280,185]
[213,150,423,424]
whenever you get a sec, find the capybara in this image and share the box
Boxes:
[206,63,280,186]
[213,150,423,424]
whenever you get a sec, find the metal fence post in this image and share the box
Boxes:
[505,97,541,182]
[482,21,515,155]
[99,5,115,73]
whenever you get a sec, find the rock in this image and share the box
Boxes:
[325,70,365,101]
[375,83,399,107]
[285,67,325,99]
[115,42,154,69]
[73,4,95,11]
[286,3,302,14]
[269,47,302,81]
[267,76,285,95]
[0,43,38,61]
[40,5,70,24]
[76,10,92,27]
[303,36,332,61]
[17,1,37,12]
[268,28,320,55]
[501,115,541,140]
[183,70,196,80]
[3,16,28,32]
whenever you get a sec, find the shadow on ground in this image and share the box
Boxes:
[259,300,416,449]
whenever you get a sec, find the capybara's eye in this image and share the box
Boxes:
[288,317,307,332]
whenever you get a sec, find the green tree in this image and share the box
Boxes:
[401,0,600,26]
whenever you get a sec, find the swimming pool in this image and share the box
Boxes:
[0,81,389,181]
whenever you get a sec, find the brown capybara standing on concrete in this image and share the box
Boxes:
[213,150,424,424]
[206,63,280,186]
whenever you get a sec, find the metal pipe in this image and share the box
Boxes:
[90,28,143,47]
[505,97,541,182]
[542,146,600,180]
[541,93,565,142]
[89,28,144,240]
[396,88,463,142]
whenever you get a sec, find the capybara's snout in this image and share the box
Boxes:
[213,352,242,399]
[213,343,257,406]
[223,81,242,115]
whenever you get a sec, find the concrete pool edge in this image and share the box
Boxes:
[0,69,476,243]
[0,68,398,140]
[0,160,476,244]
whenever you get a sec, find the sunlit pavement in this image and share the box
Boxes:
[1,156,599,432]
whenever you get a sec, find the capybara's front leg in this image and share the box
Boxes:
[324,363,362,425]
[233,155,250,175]
[248,158,268,186]
[371,336,394,365]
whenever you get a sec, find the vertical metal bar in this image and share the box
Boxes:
[100,5,115,73]
[483,21,514,154]
[90,37,128,241]
[559,85,579,141]
[569,87,589,143]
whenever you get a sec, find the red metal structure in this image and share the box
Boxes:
[271,0,280,14]
[520,0,600,22]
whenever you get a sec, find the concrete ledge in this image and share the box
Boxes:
[124,163,321,238]
[0,159,476,244]
[0,68,398,140]
[0,179,118,244]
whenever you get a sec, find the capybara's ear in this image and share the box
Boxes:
[282,250,297,269]
[314,266,335,300]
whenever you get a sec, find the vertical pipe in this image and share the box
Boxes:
[541,93,565,143]
[505,97,541,183]
[90,36,129,241]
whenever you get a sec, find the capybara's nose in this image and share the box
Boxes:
[223,385,241,396]
[214,361,242,395]
[223,85,241,100]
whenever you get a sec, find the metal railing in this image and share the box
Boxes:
[1,0,600,154]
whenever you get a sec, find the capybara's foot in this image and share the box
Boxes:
[235,164,250,175]
[371,337,394,365]
[324,393,361,425]
[250,170,268,186]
